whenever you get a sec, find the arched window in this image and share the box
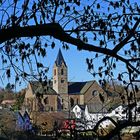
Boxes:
[70,98,74,108]
[61,79,64,83]
[61,69,64,75]
[51,107,53,111]
[44,97,48,104]
[92,90,98,96]
[54,69,56,75]
[76,98,78,104]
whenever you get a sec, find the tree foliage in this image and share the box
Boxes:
[0,0,139,139]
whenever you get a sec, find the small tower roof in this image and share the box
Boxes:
[55,49,67,67]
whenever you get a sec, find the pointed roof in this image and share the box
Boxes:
[55,49,67,67]
[23,111,30,120]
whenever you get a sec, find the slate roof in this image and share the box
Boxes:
[68,82,87,94]
[30,80,99,95]
[30,81,57,95]
[55,49,67,67]
[87,103,108,113]
[68,81,97,95]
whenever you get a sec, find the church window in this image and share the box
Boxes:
[61,69,64,75]
[70,98,74,107]
[76,98,79,104]
[54,80,56,83]
[61,79,64,83]
[54,69,56,75]
[62,104,63,110]
[92,90,98,96]
[44,97,48,104]
[51,107,53,111]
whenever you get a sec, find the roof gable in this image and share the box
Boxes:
[72,104,85,111]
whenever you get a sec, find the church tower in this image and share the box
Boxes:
[53,49,68,94]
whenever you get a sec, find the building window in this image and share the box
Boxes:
[62,104,63,110]
[44,97,48,104]
[92,90,98,96]
[54,80,56,83]
[137,107,140,113]
[115,111,118,114]
[70,98,74,107]
[54,69,56,76]
[61,79,64,83]
[45,106,50,112]
[51,107,53,111]
[61,69,64,75]
[76,98,79,104]
[122,110,126,114]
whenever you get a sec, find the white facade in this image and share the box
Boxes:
[72,104,140,130]
[107,105,127,120]
[72,105,111,129]
[72,105,84,119]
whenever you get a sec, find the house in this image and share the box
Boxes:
[72,104,85,119]
[72,104,109,130]
[72,104,128,130]
[23,111,32,131]
[1,99,16,105]
[16,112,25,131]
[24,49,108,114]
[16,111,32,131]
[1,99,16,109]
[108,105,127,121]
[72,103,140,130]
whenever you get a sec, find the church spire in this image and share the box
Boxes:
[53,49,68,94]
[55,49,67,67]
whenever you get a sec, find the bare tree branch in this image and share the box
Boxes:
[113,18,140,53]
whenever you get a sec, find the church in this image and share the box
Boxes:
[24,49,107,113]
